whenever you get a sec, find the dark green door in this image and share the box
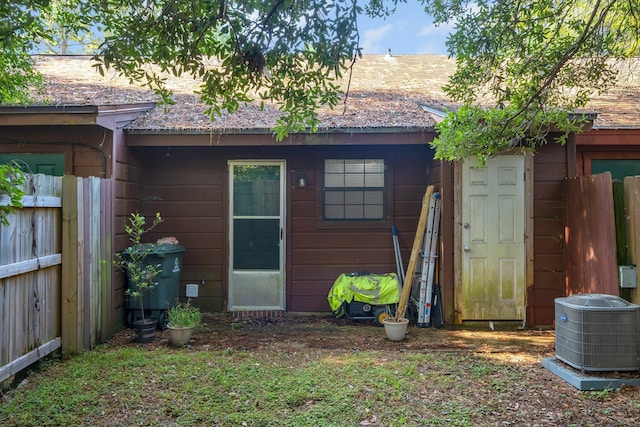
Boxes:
[0,154,65,176]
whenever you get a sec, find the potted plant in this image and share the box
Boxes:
[114,212,164,343]
[166,300,201,346]
[383,314,410,341]
[383,278,410,341]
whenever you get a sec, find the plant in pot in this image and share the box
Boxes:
[383,275,410,341]
[114,212,164,343]
[166,299,201,346]
[383,301,410,342]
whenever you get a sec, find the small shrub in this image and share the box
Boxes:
[113,212,163,322]
[167,300,201,328]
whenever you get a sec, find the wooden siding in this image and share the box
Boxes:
[529,142,569,326]
[127,131,432,147]
[430,158,454,324]
[112,129,143,326]
[134,144,432,313]
[575,129,640,177]
[0,126,111,178]
[577,128,640,147]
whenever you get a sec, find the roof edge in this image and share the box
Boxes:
[0,103,156,115]
[125,125,435,135]
[0,105,99,114]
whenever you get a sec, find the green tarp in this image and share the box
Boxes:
[327,273,400,317]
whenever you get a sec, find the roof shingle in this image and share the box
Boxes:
[26,54,640,131]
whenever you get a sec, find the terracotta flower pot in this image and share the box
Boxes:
[383,317,409,341]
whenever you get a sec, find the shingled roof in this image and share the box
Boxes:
[581,60,640,128]
[31,54,456,133]
[25,54,640,131]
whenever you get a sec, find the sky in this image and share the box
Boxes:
[34,3,451,56]
[356,2,452,55]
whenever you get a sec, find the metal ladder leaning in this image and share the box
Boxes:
[416,192,441,327]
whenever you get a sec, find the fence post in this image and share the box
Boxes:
[61,176,81,354]
[624,176,640,304]
[100,179,113,342]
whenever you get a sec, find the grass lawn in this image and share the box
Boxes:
[1,315,639,426]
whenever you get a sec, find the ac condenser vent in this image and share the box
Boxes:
[555,294,640,372]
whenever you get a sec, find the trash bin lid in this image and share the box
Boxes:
[125,243,186,255]
[555,293,638,310]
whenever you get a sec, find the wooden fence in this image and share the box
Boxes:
[0,174,112,384]
[624,176,640,304]
[564,172,640,302]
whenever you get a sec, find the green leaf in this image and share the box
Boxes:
[0,162,26,226]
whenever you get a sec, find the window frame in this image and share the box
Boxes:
[316,155,393,230]
[582,151,640,178]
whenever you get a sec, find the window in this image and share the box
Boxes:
[323,159,385,220]
[591,159,640,181]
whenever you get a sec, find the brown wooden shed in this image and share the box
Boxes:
[0,54,594,332]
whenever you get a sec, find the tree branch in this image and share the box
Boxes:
[497,0,617,145]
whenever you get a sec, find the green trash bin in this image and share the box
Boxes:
[124,243,186,329]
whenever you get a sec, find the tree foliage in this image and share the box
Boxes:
[94,0,367,139]
[0,162,26,227]
[39,0,103,54]
[0,1,48,104]
[1,0,99,102]
[423,0,640,162]
[1,0,639,158]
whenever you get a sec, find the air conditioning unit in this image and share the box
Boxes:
[555,294,640,372]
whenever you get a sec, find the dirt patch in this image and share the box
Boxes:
[111,313,556,355]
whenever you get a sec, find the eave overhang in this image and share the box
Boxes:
[125,126,436,147]
[0,103,156,127]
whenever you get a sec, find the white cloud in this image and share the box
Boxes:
[418,22,454,37]
[360,24,393,54]
[417,1,475,38]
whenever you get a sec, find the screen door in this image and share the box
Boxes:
[228,161,285,310]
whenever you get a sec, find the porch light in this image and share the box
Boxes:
[297,173,308,188]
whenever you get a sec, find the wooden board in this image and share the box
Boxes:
[564,173,618,295]
[624,176,640,304]
[396,185,434,319]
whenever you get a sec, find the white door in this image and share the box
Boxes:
[228,161,285,311]
[461,155,525,320]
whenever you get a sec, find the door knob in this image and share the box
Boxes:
[464,245,471,252]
